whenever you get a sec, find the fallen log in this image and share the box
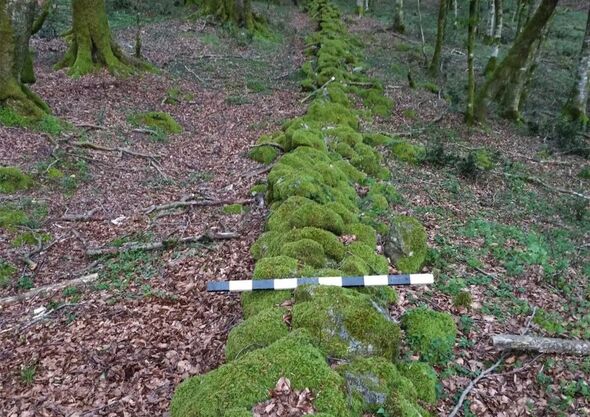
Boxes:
[145,198,253,214]
[0,273,99,306]
[86,231,239,257]
[493,334,590,355]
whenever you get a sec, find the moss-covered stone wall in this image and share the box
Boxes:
[170,1,456,416]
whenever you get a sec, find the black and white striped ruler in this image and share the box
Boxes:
[207,274,434,292]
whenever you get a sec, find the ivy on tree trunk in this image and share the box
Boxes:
[0,0,49,117]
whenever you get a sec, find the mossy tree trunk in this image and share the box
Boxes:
[465,0,479,125]
[0,0,49,117]
[356,0,364,16]
[56,0,136,77]
[474,0,558,122]
[429,0,448,76]
[562,6,590,126]
[484,0,503,75]
[393,0,404,33]
[485,0,495,41]
[202,0,256,30]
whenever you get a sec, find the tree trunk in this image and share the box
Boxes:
[356,0,363,16]
[0,0,48,117]
[484,0,503,75]
[202,0,256,30]
[429,0,448,76]
[451,0,458,29]
[466,0,479,125]
[56,0,137,77]
[486,0,495,41]
[474,0,558,122]
[563,6,590,125]
[393,0,405,33]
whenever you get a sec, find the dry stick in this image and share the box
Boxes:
[300,76,336,104]
[145,198,253,214]
[0,273,99,306]
[86,231,238,257]
[448,308,537,417]
[62,207,101,222]
[504,172,590,201]
[184,64,205,83]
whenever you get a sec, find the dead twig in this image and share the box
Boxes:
[0,273,99,306]
[86,231,239,257]
[145,198,253,214]
[504,172,589,201]
[62,207,101,222]
[300,76,336,104]
[249,142,285,152]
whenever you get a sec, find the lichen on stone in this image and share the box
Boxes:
[384,215,427,273]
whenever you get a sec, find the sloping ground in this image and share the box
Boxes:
[349,16,590,417]
[0,6,312,416]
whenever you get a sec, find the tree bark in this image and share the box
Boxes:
[474,0,558,122]
[0,0,48,117]
[429,0,448,76]
[484,0,503,74]
[393,0,405,33]
[356,0,363,16]
[563,6,590,125]
[493,334,590,355]
[56,0,139,77]
[466,0,479,125]
[485,0,496,41]
[202,0,257,30]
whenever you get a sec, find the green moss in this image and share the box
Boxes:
[368,192,388,210]
[0,259,16,287]
[351,143,383,176]
[342,223,377,247]
[271,227,346,262]
[337,357,417,414]
[386,392,431,417]
[326,84,350,107]
[267,196,345,235]
[578,166,590,179]
[363,133,392,146]
[325,201,358,224]
[170,330,349,417]
[250,184,267,195]
[292,286,401,360]
[385,215,428,274]
[281,238,327,268]
[324,126,363,147]
[361,89,393,117]
[346,242,389,274]
[131,111,182,134]
[225,307,289,361]
[223,204,244,215]
[307,100,358,129]
[222,408,251,417]
[398,362,437,404]
[286,128,327,152]
[0,207,29,229]
[333,141,357,159]
[389,141,426,164]
[11,231,51,247]
[401,307,457,365]
[452,291,473,309]
[249,145,279,164]
[333,160,366,183]
[46,167,65,180]
[241,256,299,318]
[0,167,33,193]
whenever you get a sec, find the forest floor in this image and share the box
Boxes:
[1,3,589,417]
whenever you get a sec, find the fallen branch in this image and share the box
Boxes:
[504,173,590,201]
[145,198,253,214]
[62,208,101,222]
[493,334,590,356]
[300,76,336,104]
[86,231,239,257]
[132,128,158,135]
[0,273,99,306]
[447,355,506,417]
[71,141,158,160]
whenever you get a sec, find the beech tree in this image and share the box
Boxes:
[0,0,49,117]
[56,0,140,77]
[474,0,558,121]
[466,0,479,125]
[196,0,258,30]
[562,6,590,125]
[484,0,503,74]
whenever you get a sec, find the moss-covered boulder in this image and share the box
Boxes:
[337,357,417,414]
[292,286,401,360]
[397,361,438,404]
[389,141,425,164]
[249,145,279,164]
[384,215,428,273]
[0,167,33,193]
[132,111,182,134]
[225,307,289,361]
[170,331,349,417]
[241,256,298,318]
[401,307,457,365]
[267,196,345,235]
